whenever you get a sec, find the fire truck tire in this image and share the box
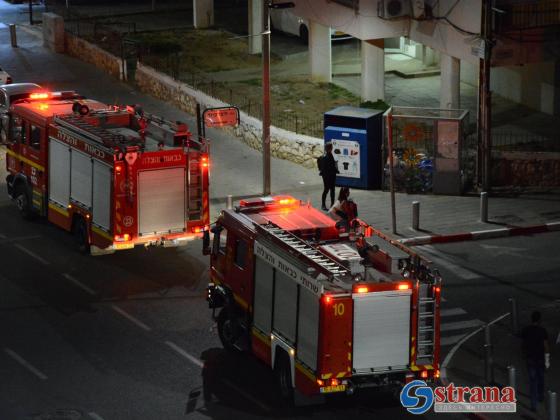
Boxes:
[14,184,33,220]
[275,351,294,402]
[217,308,241,353]
[73,217,90,254]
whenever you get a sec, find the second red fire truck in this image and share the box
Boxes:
[5,91,209,254]
[205,196,441,401]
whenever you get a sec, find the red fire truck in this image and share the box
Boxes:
[205,196,441,401]
[5,91,209,254]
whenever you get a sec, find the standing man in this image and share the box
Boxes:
[319,143,338,211]
[521,311,550,412]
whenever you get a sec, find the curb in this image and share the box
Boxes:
[398,221,560,246]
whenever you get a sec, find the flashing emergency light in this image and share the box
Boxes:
[30,92,49,100]
[356,286,369,294]
[115,164,123,173]
[330,378,340,386]
[435,286,441,293]
[420,370,429,379]
[398,283,410,290]
[435,369,441,379]
[324,296,332,304]
[115,234,131,242]
[201,156,209,168]
[317,379,324,386]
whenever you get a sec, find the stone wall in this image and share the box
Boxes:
[135,62,324,168]
[492,151,560,187]
[65,33,123,80]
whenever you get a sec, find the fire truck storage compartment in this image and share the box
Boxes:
[273,271,298,343]
[138,167,186,236]
[92,161,111,230]
[71,150,93,208]
[352,290,411,373]
[253,253,320,370]
[48,138,71,207]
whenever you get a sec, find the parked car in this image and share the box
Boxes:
[270,9,352,44]
[0,66,13,85]
[0,83,42,143]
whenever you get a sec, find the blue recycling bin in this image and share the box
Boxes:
[324,106,384,190]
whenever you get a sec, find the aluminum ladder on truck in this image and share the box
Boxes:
[257,223,350,280]
[416,283,437,365]
[54,114,125,147]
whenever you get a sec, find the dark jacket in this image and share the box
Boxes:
[321,153,338,179]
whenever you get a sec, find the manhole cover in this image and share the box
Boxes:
[32,409,83,420]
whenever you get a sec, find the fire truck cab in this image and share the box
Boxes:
[5,92,209,254]
[206,196,441,401]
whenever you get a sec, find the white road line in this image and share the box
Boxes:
[112,305,152,332]
[440,334,468,347]
[88,413,105,420]
[165,341,204,368]
[222,378,272,412]
[440,308,467,317]
[14,243,50,265]
[440,319,484,332]
[63,273,97,296]
[4,348,48,380]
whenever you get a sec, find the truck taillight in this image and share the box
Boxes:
[115,234,130,242]
[435,286,441,293]
[201,156,209,168]
[192,225,209,233]
[323,295,332,304]
[420,370,428,379]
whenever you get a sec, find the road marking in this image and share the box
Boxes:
[112,305,152,332]
[440,334,469,347]
[440,308,467,317]
[63,273,97,296]
[222,378,272,412]
[88,413,105,420]
[14,243,50,265]
[4,348,48,380]
[165,341,204,368]
[440,319,484,332]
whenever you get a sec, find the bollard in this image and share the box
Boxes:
[9,24,17,48]
[480,192,488,223]
[507,365,516,390]
[509,297,519,335]
[226,195,233,210]
[484,324,494,384]
[549,391,558,420]
[412,201,420,231]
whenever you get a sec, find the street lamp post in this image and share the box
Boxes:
[262,0,271,196]
[261,1,294,196]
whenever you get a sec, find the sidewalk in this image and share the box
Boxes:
[1,10,559,244]
[443,304,560,419]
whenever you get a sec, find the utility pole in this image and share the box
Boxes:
[262,0,271,196]
[479,0,493,191]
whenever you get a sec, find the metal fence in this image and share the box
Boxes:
[492,131,560,152]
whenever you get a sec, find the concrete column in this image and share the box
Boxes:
[248,0,263,55]
[423,46,436,67]
[361,39,385,102]
[193,0,214,29]
[440,53,460,109]
[309,21,332,83]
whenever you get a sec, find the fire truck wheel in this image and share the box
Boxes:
[73,217,90,254]
[217,309,241,353]
[275,352,294,402]
[14,184,33,220]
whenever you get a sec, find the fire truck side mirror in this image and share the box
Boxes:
[202,230,211,255]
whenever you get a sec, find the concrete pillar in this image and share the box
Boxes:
[248,0,263,55]
[361,39,385,102]
[440,53,460,109]
[193,0,214,29]
[42,13,65,53]
[309,21,332,83]
[423,46,436,67]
